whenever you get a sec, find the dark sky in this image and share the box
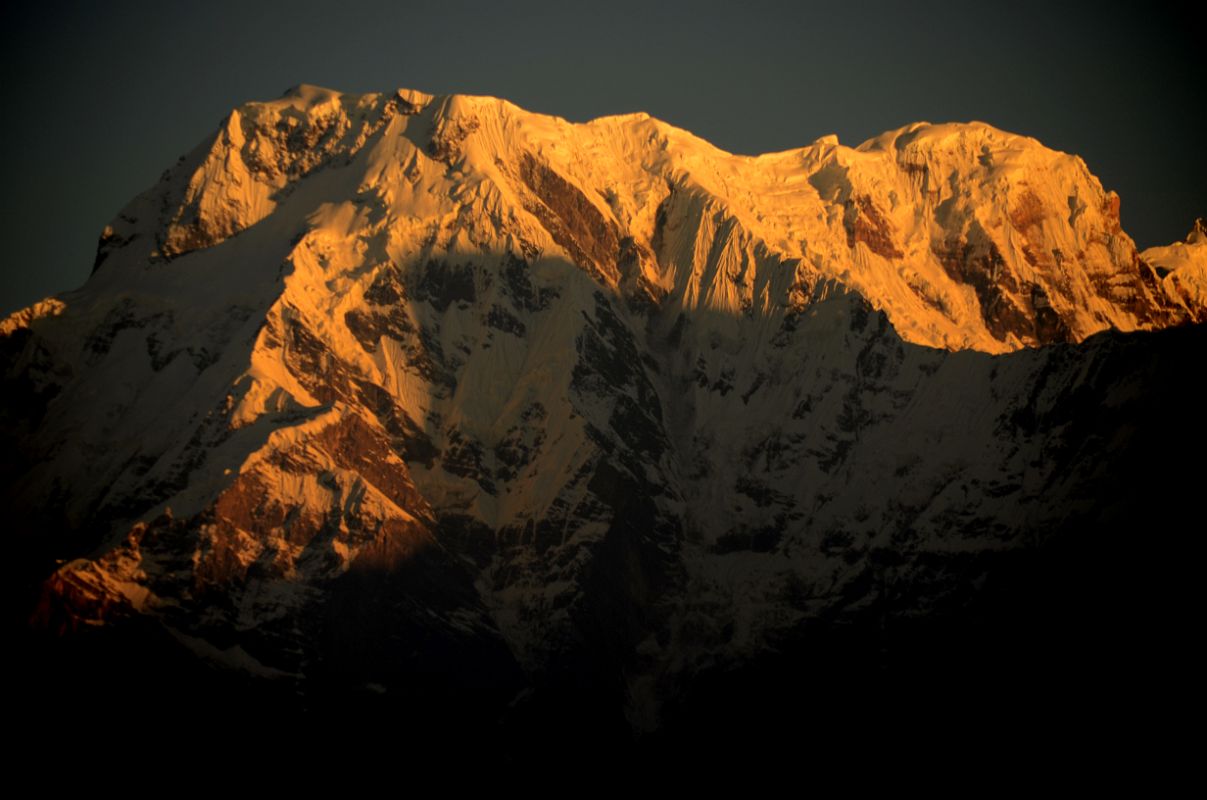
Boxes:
[2,0,1203,314]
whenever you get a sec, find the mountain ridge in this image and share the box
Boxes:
[6,84,1205,753]
[84,83,1201,355]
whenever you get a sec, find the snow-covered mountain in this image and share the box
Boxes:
[6,85,1205,754]
[1142,218,1207,313]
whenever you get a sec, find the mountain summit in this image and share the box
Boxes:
[90,84,1200,352]
[6,85,1205,755]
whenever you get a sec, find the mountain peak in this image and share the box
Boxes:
[7,84,1205,749]
[1189,217,1206,244]
[82,86,1200,353]
[282,82,340,99]
[1140,217,1207,316]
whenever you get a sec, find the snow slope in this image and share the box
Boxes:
[5,84,1205,744]
[1142,218,1207,317]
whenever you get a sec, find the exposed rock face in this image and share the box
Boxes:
[6,85,1205,755]
[1143,218,1207,320]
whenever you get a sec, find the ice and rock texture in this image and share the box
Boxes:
[6,85,1205,750]
[1142,218,1207,319]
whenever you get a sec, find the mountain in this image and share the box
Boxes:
[1142,218,1207,312]
[6,84,1205,760]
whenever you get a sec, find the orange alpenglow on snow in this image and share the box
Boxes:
[6,85,1205,739]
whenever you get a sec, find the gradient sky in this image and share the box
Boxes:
[2,0,1203,314]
